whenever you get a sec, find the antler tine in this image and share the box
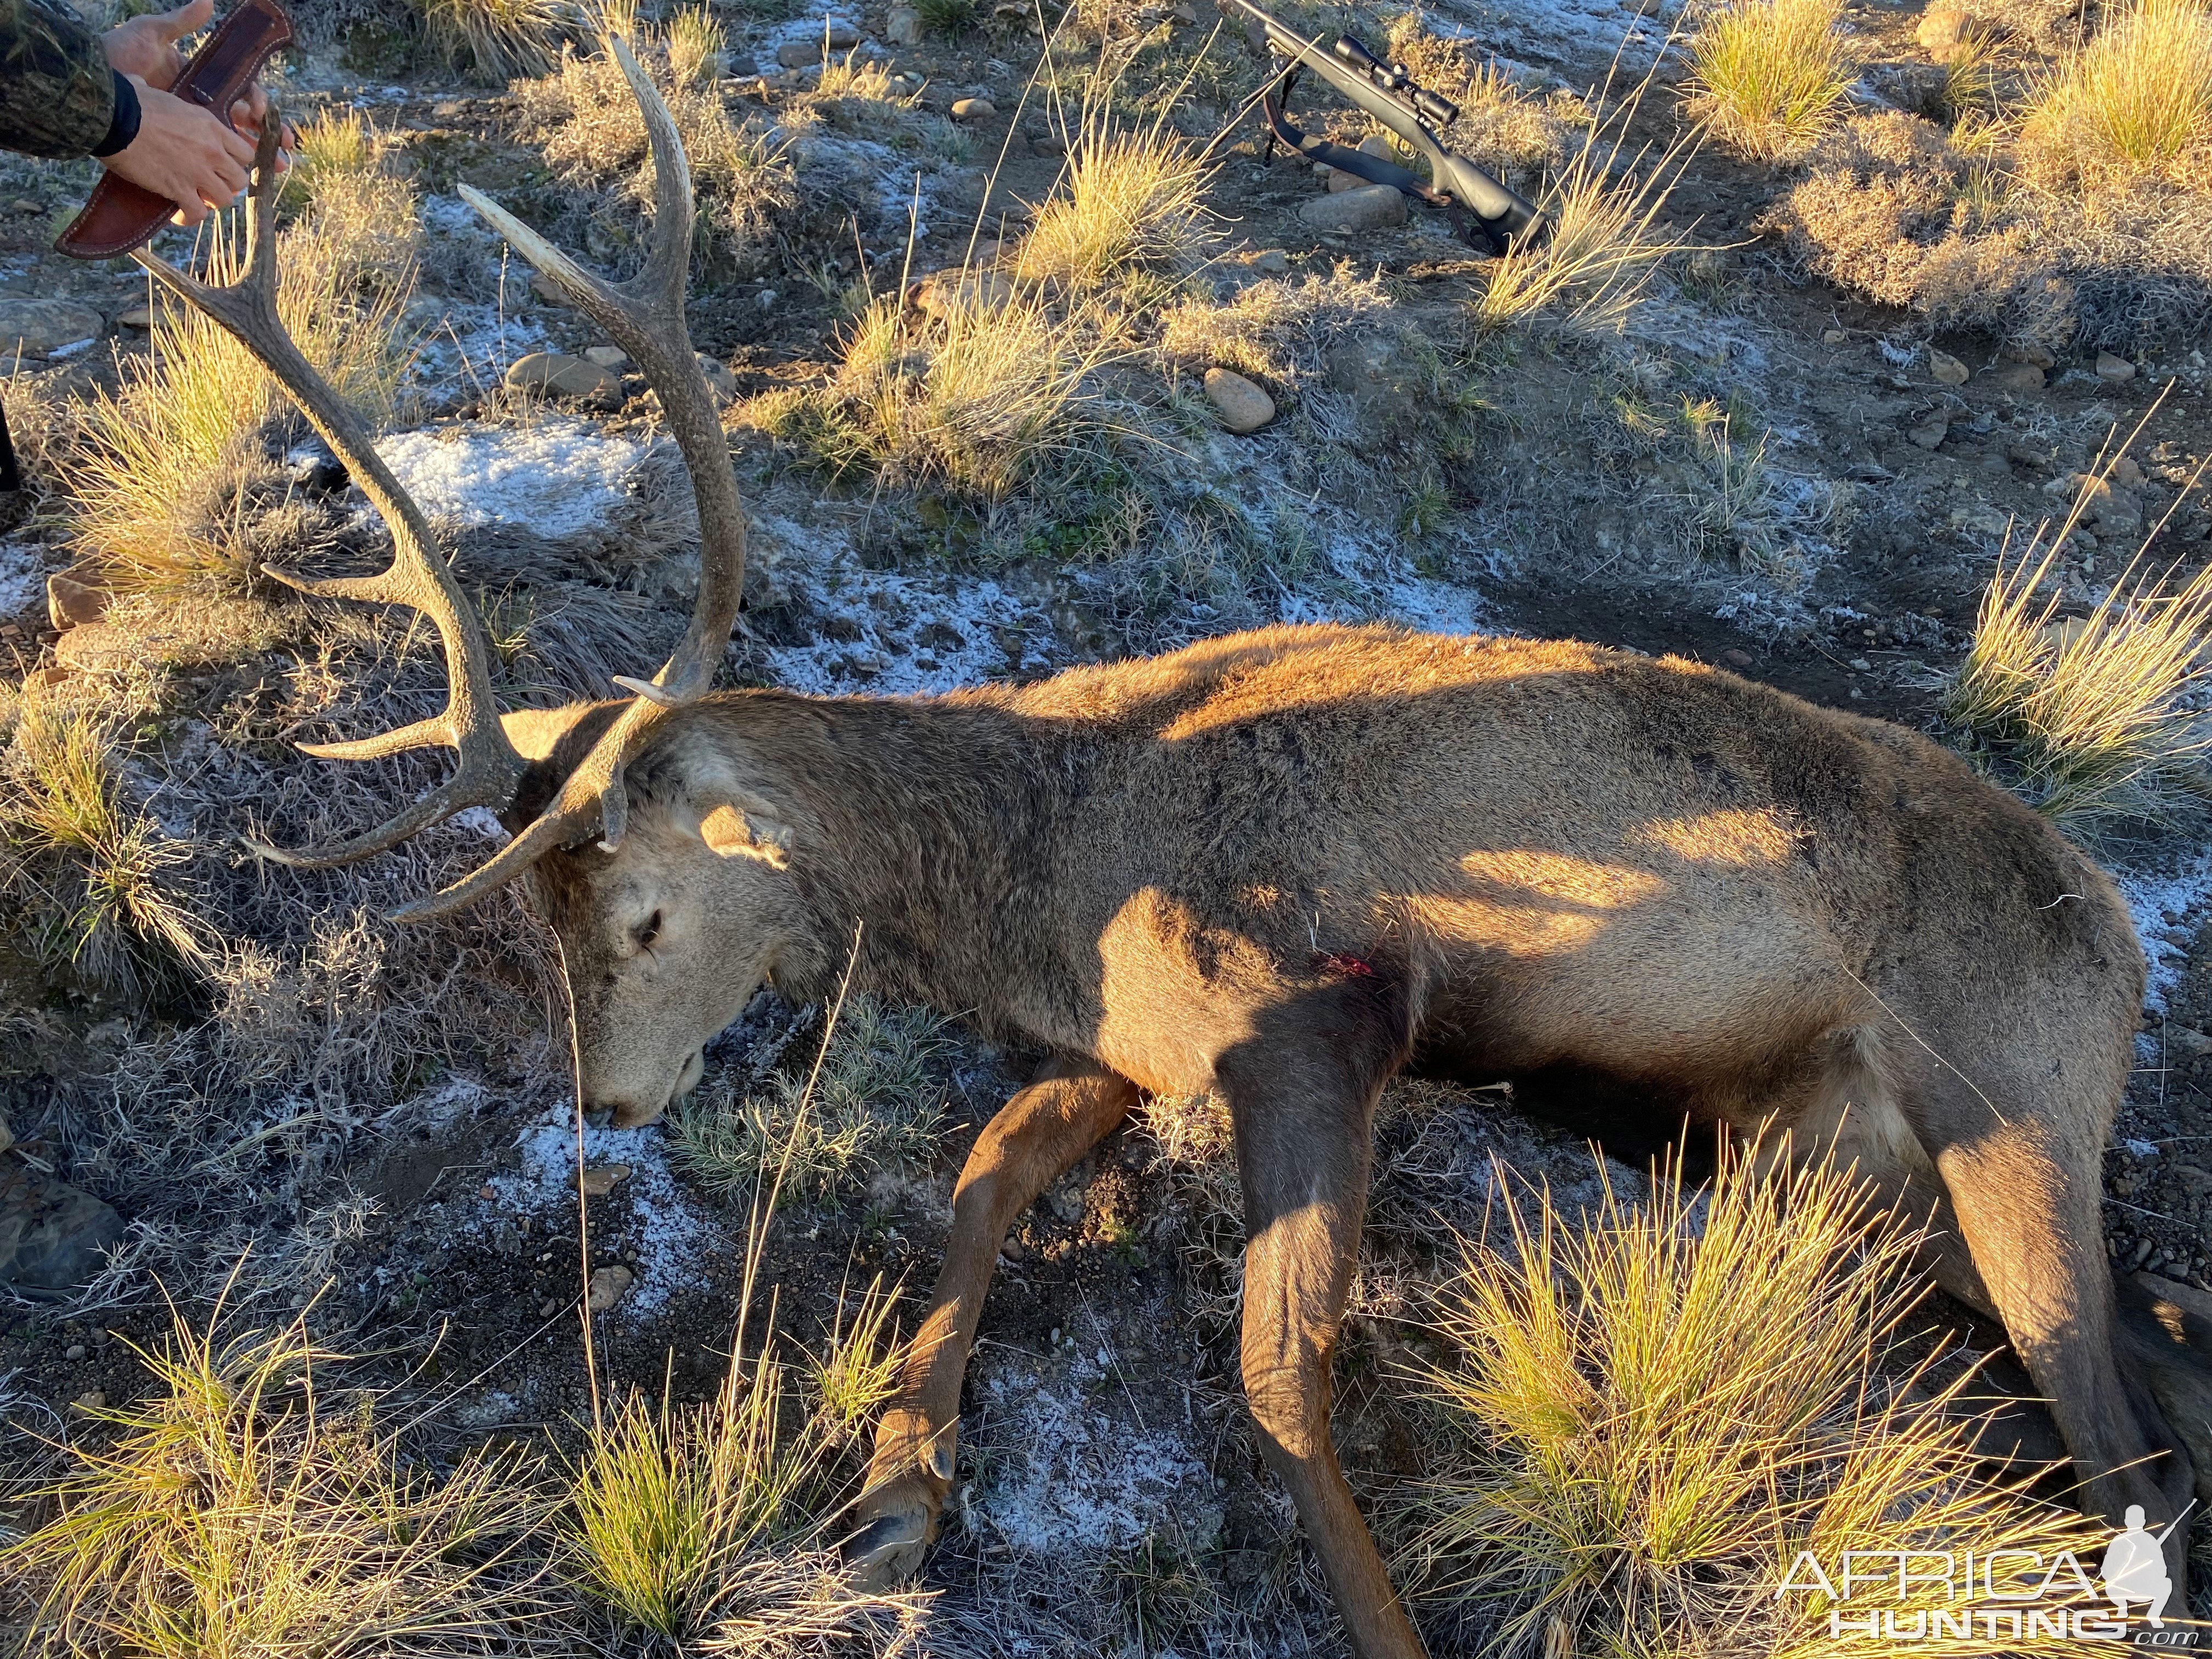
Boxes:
[437,28,748,883]
[136,112,528,872]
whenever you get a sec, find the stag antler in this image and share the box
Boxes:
[144,38,746,923]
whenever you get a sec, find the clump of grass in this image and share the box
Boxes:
[665,3,726,85]
[0,703,209,998]
[670,994,953,1202]
[68,184,416,592]
[1686,0,1856,160]
[1014,104,1211,292]
[747,289,1128,503]
[514,32,793,276]
[1944,465,2212,830]
[804,1272,906,1448]
[4,1300,547,1657]
[281,109,422,292]
[2021,0,2212,184]
[915,0,977,36]
[408,0,572,80]
[1472,131,1692,332]
[1157,266,1393,394]
[1392,1141,2109,1656]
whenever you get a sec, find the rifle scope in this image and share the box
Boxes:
[1329,35,1461,127]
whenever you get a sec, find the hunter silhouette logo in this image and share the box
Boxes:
[1778,1502,2200,1644]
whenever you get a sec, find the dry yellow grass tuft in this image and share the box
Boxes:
[1014,104,1211,292]
[407,0,571,80]
[1686,0,1856,159]
[1945,461,2212,829]
[0,702,208,996]
[4,1302,548,1657]
[1472,132,1692,332]
[2021,0,2212,185]
[1393,1141,2111,1655]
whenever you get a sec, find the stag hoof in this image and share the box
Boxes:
[845,1471,943,1587]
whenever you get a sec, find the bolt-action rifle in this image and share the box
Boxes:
[1220,0,1547,256]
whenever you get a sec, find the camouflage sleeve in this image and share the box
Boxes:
[0,0,119,160]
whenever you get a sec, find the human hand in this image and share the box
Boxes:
[98,76,258,227]
[101,0,213,90]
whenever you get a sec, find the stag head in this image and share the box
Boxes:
[146,38,785,1119]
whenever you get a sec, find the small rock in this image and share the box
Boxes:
[586,1265,635,1312]
[1821,328,1847,345]
[2113,455,2145,488]
[1169,0,1198,19]
[757,287,779,311]
[1298,184,1407,233]
[951,96,996,121]
[63,1342,86,1361]
[2092,486,2144,539]
[776,35,823,66]
[1722,648,1755,670]
[583,345,630,370]
[8,196,37,214]
[539,1297,558,1317]
[529,270,569,308]
[0,1164,125,1292]
[1325,165,1362,193]
[1686,248,1729,283]
[1848,656,1873,672]
[46,568,108,631]
[432,98,469,119]
[1907,413,1949,450]
[1248,248,1290,274]
[696,352,738,403]
[2175,1163,2212,1197]
[116,304,152,329]
[1988,361,2045,393]
[1930,348,1969,385]
[505,351,622,410]
[1029,130,1066,156]
[885,3,921,42]
[1203,366,1276,433]
[579,1163,631,1198]
[2005,341,2056,368]
[1916,4,1970,52]
[2096,351,2136,383]
[0,298,104,357]
[0,1115,10,1157]
[71,1391,105,1413]
[824,19,860,46]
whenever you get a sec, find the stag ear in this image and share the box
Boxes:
[691,798,793,867]
[499,702,629,836]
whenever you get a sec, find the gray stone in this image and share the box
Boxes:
[1298,184,1407,232]
[2092,486,2144,538]
[696,352,738,403]
[0,1163,124,1291]
[951,96,996,121]
[1930,348,1969,385]
[2096,350,2137,383]
[825,19,860,46]
[1989,361,2045,393]
[0,298,103,358]
[587,1263,634,1311]
[1907,414,1949,450]
[777,35,823,66]
[1248,248,1290,274]
[1203,366,1276,433]
[583,344,630,370]
[505,351,622,409]
[885,4,921,42]
[46,568,108,630]
[116,304,152,330]
[529,270,570,308]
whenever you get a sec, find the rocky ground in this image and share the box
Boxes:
[0,0,2208,1648]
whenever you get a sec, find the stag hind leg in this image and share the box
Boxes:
[847,1056,1136,1584]
[1218,980,1427,1659]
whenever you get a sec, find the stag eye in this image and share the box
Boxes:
[634,911,663,952]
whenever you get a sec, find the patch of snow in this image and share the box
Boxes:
[2123,1138,2161,1159]
[375,421,651,539]
[2115,847,2212,1014]
[487,1104,723,1318]
[0,536,47,620]
[973,1357,1219,1555]
[406,297,551,394]
[1427,0,1680,71]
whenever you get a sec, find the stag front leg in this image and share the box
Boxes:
[847,1056,1137,1583]
[1220,990,1427,1659]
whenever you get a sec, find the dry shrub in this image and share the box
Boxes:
[1157,266,1393,394]
[406,0,572,80]
[281,109,421,293]
[2020,0,2212,187]
[514,33,792,277]
[1392,1142,2111,1656]
[1472,132,1693,334]
[1686,0,1855,159]
[1768,111,2079,346]
[4,1304,549,1657]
